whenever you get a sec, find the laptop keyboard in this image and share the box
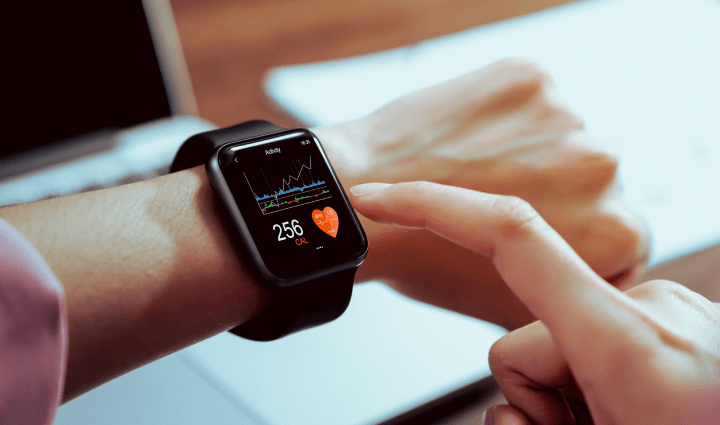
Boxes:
[0,117,214,209]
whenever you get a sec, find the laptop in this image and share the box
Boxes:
[0,0,212,207]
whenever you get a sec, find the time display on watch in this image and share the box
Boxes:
[217,130,367,280]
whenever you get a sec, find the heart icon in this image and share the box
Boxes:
[312,207,339,238]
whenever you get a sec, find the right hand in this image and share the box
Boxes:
[350,181,720,424]
[486,276,720,424]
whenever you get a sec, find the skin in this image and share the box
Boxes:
[334,59,649,330]
[0,59,648,402]
[0,168,267,402]
[349,181,720,425]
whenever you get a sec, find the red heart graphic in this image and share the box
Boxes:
[312,207,339,238]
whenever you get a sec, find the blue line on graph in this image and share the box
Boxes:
[248,156,327,201]
[254,180,326,201]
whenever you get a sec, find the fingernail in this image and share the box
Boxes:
[482,407,495,425]
[349,183,392,196]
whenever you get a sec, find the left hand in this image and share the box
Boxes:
[317,59,649,329]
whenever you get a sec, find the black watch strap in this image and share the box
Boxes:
[170,120,356,341]
[169,120,285,173]
[232,268,355,341]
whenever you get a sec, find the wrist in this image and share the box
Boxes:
[312,123,396,284]
[312,122,375,189]
[154,167,272,329]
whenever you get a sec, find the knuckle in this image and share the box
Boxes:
[578,152,619,191]
[634,279,687,298]
[495,57,552,85]
[537,98,584,129]
[592,211,647,256]
[567,135,620,181]
[645,279,679,292]
[494,196,541,237]
[590,149,620,184]
[619,218,646,254]
[488,336,511,373]
[548,134,619,192]
[492,58,584,129]
[579,210,650,279]
[400,180,435,195]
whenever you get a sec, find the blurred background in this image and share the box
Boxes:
[170,0,574,127]
[1,0,718,423]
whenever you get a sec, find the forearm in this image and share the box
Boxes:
[311,125,382,284]
[0,123,377,402]
[0,167,270,402]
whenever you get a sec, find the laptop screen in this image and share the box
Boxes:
[5,1,172,159]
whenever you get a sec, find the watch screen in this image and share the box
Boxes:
[218,130,367,279]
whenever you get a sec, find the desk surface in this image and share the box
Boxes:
[169,0,577,128]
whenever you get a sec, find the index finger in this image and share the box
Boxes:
[350,182,640,362]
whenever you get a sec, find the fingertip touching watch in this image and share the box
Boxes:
[170,120,368,341]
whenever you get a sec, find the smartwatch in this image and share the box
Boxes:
[170,120,368,341]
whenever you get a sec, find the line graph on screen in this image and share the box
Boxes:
[243,155,331,214]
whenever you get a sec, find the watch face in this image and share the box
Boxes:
[216,130,367,280]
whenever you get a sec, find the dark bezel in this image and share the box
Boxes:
[205,128,368,289]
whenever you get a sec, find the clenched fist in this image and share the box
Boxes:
[316,59,649,329]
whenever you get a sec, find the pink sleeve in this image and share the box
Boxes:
[0,219,67,425]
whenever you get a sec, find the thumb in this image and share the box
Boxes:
[483,405,532,425]
[349,181,636,378]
